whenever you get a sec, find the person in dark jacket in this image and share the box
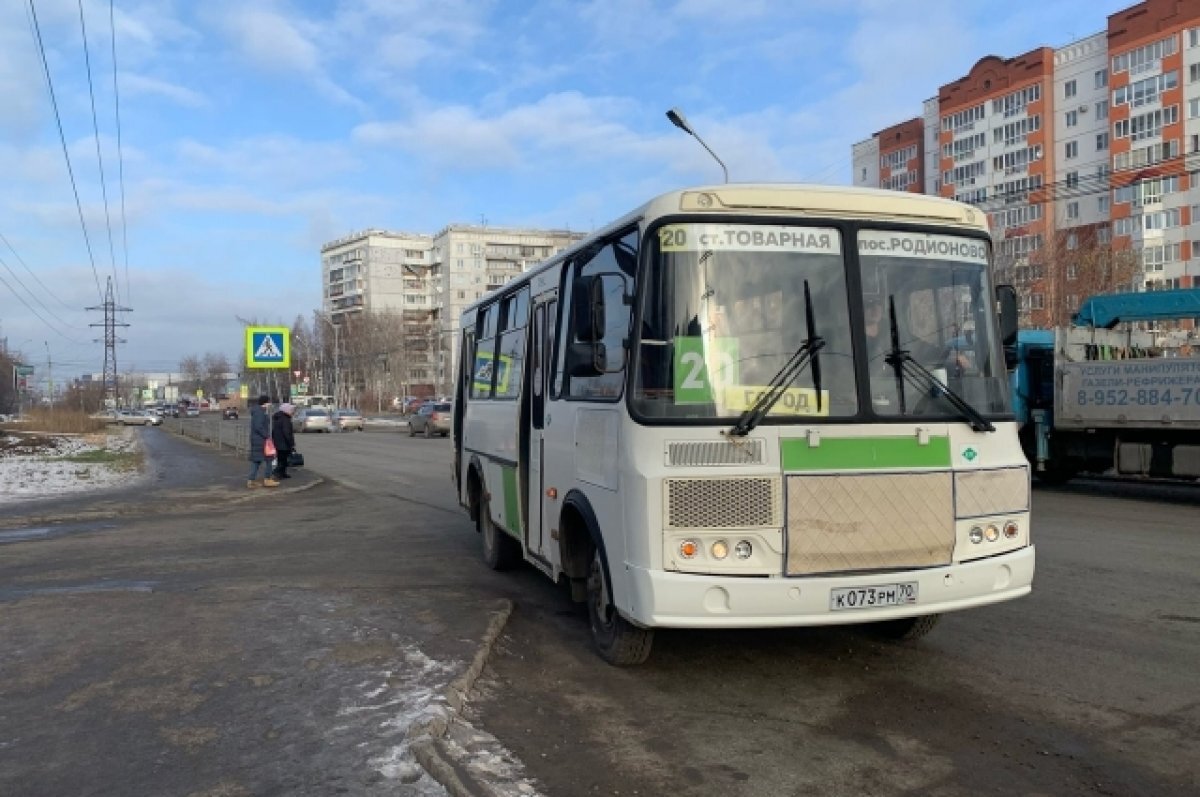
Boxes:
[271,403,297,479]
[247,395,279,488]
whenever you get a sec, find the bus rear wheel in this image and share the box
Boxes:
[870,613,941,641]
[587,548,653,666]
[480,498,521,571]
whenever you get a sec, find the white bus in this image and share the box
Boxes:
[453,184,1033,665]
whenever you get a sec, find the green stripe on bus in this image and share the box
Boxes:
[780,436,951,471]
[501,466,521,537]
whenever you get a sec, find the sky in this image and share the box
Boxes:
[0,0,1137,383]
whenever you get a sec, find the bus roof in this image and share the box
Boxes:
[461,183,990,317]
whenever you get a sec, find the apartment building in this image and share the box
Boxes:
[430,225,583,387]
[851,0,1200,328]
[320,225,582,393]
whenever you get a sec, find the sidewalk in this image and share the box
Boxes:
[0,422,527,796]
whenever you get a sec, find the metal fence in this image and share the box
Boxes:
[163,415,249,457]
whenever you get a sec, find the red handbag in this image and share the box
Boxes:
[264,439,277,457]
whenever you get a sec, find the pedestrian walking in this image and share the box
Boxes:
[271,402,297,480]
[247,394,279,488]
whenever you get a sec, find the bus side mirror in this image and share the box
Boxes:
[571,276,605,343]
[996,284,1018,369]
[566,342,606,377]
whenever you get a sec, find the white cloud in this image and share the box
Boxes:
[120,72,209,108]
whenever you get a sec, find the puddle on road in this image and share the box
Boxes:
[0,580,158,602]
[0,522,118,545]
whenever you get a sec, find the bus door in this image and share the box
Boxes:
[527,296,556,559]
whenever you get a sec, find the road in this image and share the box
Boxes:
[288,430,1200,796]
[2,424,1197,796]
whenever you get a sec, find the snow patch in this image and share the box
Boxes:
[0,431,144,505]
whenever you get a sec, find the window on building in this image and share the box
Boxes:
[1066,110,1078,127]
[1099,195,1110,214]
[1095,69,1108,89]
[1096,132,1109,150]
[1067,202,1080,220]
[1066,141,1079,159]
[1191,63,1200,83]
[1191,28,1200,47]
[1067,263,1078,280]
[1031,293,1045,310]
[1096,101,1109,120]
[1066,171,1079,189]
[1098,226,1111,244]
[1065,79,1077,98]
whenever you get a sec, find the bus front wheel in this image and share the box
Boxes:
[587,548,653,666]
[480,499,521,571]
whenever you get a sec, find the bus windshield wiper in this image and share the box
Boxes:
[729,280,825,437]
[882,295,995,433]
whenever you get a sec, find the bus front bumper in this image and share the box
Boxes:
[623,545,1035,629]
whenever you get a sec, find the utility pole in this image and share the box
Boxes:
[87,277,131,407]
[44,341,52,409]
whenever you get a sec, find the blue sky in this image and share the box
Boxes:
[1,0,1134,379]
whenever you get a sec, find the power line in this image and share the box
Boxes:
[0,256,84,345]
[0,244,81,333]
[0,228,81,315]
[76,0,121,305]
[109,0,130,308]
[27,0,104,304]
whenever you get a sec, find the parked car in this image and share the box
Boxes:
[408,402,452,438]
[294,407,333,433]
[222,407,240,420]
[333,408,364,431]
[118,410,157,426]
[185,406,200,417]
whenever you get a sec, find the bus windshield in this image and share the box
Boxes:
[633,223,858,420]
[631,222,1010,423]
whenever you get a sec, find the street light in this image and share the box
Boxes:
[666,106,729,183]
[315,311,341,409]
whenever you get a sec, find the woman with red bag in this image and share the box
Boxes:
[271,403,297,480]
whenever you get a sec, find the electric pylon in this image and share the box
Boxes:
[87,277,131,404]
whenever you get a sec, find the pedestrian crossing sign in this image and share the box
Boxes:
[245,326,291,369]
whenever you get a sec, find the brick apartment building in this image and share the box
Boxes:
[852,0,1200,327]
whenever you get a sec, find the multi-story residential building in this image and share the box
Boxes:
[851,0,1200,328]
[430,225,583,389]
[1108,0,1199,291]
[320,225,582,395]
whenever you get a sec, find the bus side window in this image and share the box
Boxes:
[565,235,634,401]
[472,304,500,399]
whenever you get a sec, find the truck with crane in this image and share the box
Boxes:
[1012,288,1200,483]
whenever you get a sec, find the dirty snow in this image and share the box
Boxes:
[0,430,144,505]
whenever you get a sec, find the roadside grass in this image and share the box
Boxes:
[4,408,107,434]
[59,448,143,471]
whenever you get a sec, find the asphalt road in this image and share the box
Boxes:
[4,424,1198,796]
[295,430,1200,796]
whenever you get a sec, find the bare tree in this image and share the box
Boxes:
[1044,226,1140,327]
[179,354,203,395]
[202,352,232,398]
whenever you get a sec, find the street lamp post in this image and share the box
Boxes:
[666,106,729,183]
[316,311,341,408]
[44,341,52,410]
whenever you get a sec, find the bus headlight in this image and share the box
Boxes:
[711,540,729,560]
[984,524,1000,542]
[679,539,699,559]
[735,540,753,560]
[1003,520,1019,539]
[969,526,984,544]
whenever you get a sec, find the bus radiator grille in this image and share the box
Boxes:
[664,477,782,530]
[785,473,954,575]
[665,440,765,467]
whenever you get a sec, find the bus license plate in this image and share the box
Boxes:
[829,582,918,611]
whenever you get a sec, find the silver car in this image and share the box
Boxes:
[408,402,452,438]
[294,408,333,433]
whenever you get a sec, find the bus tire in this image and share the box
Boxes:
[871,613,941,641]
[480,499,521,571]
[587,548,653,666]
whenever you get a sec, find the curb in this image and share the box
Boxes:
[410,599,514,797]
